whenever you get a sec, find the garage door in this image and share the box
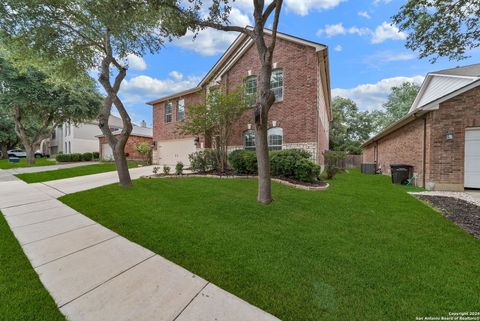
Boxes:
[102,143,113,161]
[464,128,480,188]
[158,138,197,166]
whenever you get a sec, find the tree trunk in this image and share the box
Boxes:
[255,116,272,204]
[113,144,132,187]
[1,145,7,159]
[24,144,35,165]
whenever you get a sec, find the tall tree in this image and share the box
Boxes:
[178,87,250,172]
[393,1,480,62]
[176,0,284,204]
[329,97,376,154]
[0,0,187,186]
[0,112,17,159]
[0,57,102,165]
[377,82,420,130]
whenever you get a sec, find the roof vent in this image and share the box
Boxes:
[140,120,147,128]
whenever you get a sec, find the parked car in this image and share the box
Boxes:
[7,149,27,158]
[35,150,49,158]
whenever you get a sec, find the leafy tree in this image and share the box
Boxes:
[0,0,187,186]
[135,141,152,165]
[0,112,17,159]
[0,57,101,165]
[177,87,250,173]
[393,1,480,62]
[176,0,284,204]
[329,97,376,154]
[376,82,420,130]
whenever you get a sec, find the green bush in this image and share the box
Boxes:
[228,149,257,175]
[175,162,184,175]
[293,158,321,183]
[323,150,347,179]
[82,152,93,161]
[188,150,218,173]
[270,149,311,178]
[163,165,171,175]
[92,152,100,159]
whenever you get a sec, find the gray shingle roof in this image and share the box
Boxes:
[433,63,480,77]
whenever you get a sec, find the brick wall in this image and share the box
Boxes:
[363,116,430,187]
[428,86,480,190]
[98,135,152,161]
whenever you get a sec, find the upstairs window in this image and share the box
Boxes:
[243,130,256,150]
[271,69,284,101]
[177,99,185,122]
[268,127,283,150]
[165,102,173,123]
[244,76,257,103]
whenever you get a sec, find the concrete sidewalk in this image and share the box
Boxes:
[0,173,280,321]
[5,161,101,175]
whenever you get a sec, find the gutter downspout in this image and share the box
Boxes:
[423,116,427,188]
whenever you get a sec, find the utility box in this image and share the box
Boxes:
[361,163,377,174]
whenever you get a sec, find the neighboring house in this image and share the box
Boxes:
[97,122,153,161]
[363,63,480,191]
[147,29,332,166]
[43,115,124,155]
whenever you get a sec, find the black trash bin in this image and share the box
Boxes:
[390,164,413,184]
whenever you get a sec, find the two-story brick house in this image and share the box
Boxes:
[147,30,332,166]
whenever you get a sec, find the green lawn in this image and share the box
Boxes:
[0,158,56,169]
[59,170,480,321]
[0,213,65,320]
[16,163,139,183]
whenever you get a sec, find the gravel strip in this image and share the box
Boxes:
[410,191,480,207]
[415,195,480,239]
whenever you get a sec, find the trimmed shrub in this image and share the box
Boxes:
[82,152,93,161]
[92,152,100,159]
[175,162,184,175]
[293,158,321,183]
[270,149,311,178]
[163,165,171,175]
[189,150,218,173]
[228,149,257,175]
[56,153,82,162]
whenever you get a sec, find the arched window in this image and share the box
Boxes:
[268,127,283,150]
[243,130,256,150]
[244,76,257,102]
[271,69,283,101]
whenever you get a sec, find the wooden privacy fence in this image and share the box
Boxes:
[325,154,362,169]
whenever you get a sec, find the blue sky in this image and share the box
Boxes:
[115,0,478,127]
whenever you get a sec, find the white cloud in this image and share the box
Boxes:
[174,7,250,56]
[334,45,343,52]
[284,0,346,15]
[126,54,147,71]
[169,70,183,81]
[358,11,371,19]
[317,21,407,44]
[332,76,424,111]
[316,23,370,38]
[364,51,416,66]
[373,0,392,5]
[119,74,202,105]
[371,22,407,44]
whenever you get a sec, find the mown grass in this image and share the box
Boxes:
[16,163,139,183]
[0,158,56,169]
[60,170,480,321]
[0,213,65,321]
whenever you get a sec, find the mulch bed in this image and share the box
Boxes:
[416,195,480,239]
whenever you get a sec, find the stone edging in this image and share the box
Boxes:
[144,174,329,191]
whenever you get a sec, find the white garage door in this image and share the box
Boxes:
[465,128,480,188]
[158,138,197,166]
[102,143,113,161]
